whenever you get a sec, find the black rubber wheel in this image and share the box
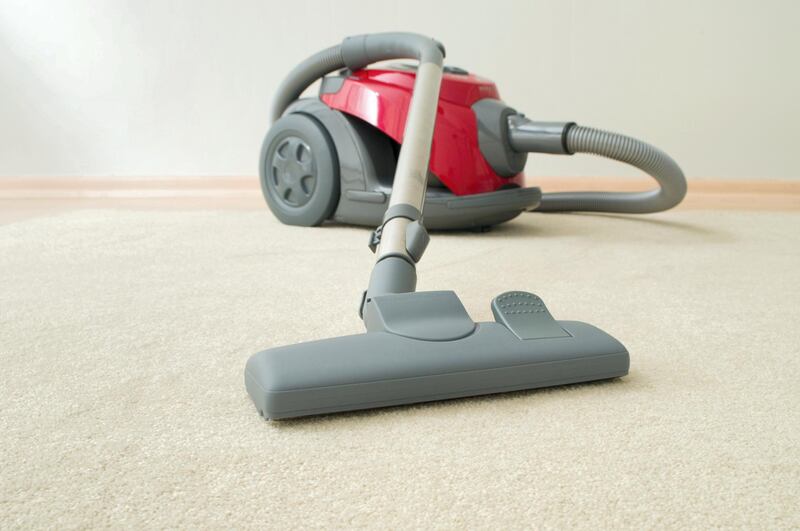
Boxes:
[259,113,339,226]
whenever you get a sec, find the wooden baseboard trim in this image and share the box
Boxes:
[1,177,798,211]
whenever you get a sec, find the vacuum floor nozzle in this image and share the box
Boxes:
[245,291,628,420]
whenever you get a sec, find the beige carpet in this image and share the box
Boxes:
[1,209,798,529]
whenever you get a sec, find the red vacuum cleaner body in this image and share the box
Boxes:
[321,67,523,196]
[261,54,684,229]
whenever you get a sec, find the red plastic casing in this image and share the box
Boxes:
[320,68,524,196]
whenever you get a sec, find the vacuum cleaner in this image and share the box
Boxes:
[245,32,686,419]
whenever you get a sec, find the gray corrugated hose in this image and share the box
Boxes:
[269,45,345,124]
[269,33,445,125]
[536,125,687,213]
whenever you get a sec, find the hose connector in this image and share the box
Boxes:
[507,115,575,155]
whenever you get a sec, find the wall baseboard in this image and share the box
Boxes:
[1,176,798,211]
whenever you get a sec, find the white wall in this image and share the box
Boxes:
[0,0,798,180]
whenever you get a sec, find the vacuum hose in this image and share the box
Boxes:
[506,115,686,214]
[537,125,687,214]
[269,45,346,123]
[269,33,445,125]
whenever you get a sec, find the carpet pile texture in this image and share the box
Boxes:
[1,209,798,528]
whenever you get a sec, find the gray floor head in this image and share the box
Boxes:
[245,291,629,420]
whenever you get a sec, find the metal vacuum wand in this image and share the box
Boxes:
[348,34,446,314]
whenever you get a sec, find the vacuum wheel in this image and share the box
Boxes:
[259,113,339,226]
